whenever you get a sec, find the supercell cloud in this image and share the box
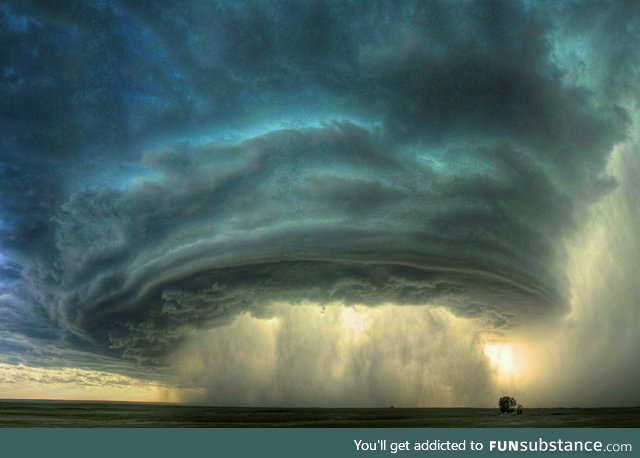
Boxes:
[0,0,639,405]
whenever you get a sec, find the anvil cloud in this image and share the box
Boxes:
[1,0,639,405]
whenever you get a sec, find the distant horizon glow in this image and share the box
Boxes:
[0,363,175,402]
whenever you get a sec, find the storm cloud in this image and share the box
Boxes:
[1,0,639,405]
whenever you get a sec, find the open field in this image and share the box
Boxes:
[0,401,638,427]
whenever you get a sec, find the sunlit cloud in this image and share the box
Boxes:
[0,363,178,402]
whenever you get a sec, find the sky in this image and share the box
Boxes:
[0,0,639,407]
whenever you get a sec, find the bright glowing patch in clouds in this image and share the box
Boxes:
[341,306,368,336]
[484,343,519,380]
[481,340,547,397]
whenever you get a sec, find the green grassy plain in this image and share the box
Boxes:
[1,401,639,427]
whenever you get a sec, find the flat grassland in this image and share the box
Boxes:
[1,401,638,427]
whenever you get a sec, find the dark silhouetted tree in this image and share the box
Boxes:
[499,396,518,413]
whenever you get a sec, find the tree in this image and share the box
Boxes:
[498,396,518,413]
